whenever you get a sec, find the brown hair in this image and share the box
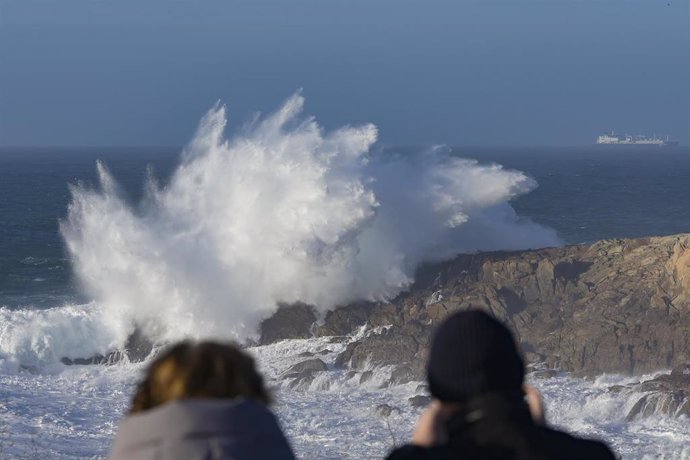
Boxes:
[129,341,271,414]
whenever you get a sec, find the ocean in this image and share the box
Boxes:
[3,145,690,310]
[1,98,689,458]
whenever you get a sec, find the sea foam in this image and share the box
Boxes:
[1,335,689,459]
[56,93,559,349]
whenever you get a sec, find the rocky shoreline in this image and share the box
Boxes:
[259,233,690,415]
[60,233,690,418]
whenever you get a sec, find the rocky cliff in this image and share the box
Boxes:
[261,234,690,383]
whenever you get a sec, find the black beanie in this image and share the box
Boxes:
[427,310,525,402]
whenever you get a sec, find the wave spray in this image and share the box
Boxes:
[60,93,560,345]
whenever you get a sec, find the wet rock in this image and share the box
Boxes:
[571,369,600,380]
[61,351,123,366]
[335,326,422,371]
[298,351,314,358]
[390,364,425,385]
[259,303,317,344]
[286,373,330,391]
[368,303,404,329]
[124,328,154,362]
[524,352,546,365]
[607,385,627,394]
[359,370,373,384]
[373,404,401,418]
[334,346,353,368]
[671,363,690,377]
[284,373,311,390]
[636,365,690,393]
[333,327,426,386]
[61,328,153,366]
[529,369,560,380]
[284,358,328,375]
[623,364,690,420]
[408,395,432,408]
[626,392,690,421]
[258,234,690,384]
[315,302,371,337]
[282,358,328,391]
[327,336,350,344]
[19,364,39,375]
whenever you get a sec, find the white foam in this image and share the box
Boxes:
[530,372,690,459]
[0,336,688,458]
[58,93,559,348]
[0,304,124,373]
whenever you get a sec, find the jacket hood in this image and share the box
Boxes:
[109,398,295,460]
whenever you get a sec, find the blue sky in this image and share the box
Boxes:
[0,0,688,147]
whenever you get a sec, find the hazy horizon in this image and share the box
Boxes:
[1,0,689,147]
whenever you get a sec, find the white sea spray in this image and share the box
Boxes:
[57,93,558,349]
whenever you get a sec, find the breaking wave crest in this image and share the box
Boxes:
[56,93,560,347]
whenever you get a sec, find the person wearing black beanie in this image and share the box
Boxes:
[385,310,616,460]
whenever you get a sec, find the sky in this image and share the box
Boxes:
[0,0,688,147]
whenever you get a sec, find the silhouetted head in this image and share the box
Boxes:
[427,310,525,402]
[130,341,270,414]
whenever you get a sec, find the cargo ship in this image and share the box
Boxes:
[596,132,678,147]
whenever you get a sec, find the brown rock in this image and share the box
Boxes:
[261,233,690,384]
[259,303,317,344]
[528,369,559,380]
[283,358,328,375]
[314,302,371,337]
[281,358,329,391]
[60,327,153,366]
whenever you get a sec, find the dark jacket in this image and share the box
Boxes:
[386,394,616,460]
[109,398,295,460]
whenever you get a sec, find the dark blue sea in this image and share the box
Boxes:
[1,145,689,310]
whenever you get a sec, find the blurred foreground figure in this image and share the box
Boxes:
[386,310,615,460]
[109,341,295,460]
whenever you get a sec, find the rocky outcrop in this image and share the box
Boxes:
[373,403,402,418]
[61,328,154,366]
[408,395,432,408]
[283,358,328,375]
[334,324,428,384]
[614,364,690,420]
[260,303,317,344]
[261,234,690,384]
[281,358,329,390]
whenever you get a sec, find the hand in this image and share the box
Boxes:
[523,384,546,425]
[411,399,458,447]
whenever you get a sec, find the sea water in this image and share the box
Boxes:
[1,96,690,458]
[2,336,690,458]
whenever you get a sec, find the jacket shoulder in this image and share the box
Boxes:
[386,445,434,460]
[536,426,616,460]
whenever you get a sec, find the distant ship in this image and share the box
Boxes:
[596,132,678,147]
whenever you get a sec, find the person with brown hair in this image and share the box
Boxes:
[386,310,616,460]
[109,341,295,460]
